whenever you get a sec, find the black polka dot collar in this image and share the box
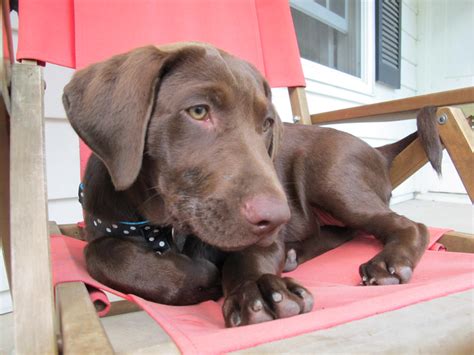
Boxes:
[79,183,171,254]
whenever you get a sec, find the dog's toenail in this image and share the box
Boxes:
[293,288,306,298]
[272,292,283,303]
[288,249,296,261]
[252,300,263,312]
[389,267,396,274]
[230,312,241,326]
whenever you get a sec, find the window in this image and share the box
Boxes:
[290,0,375,96]
[291,0,361,78]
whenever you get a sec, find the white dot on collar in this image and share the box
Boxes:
[149,237,155,242]
[112,224,118,229]
[123,230,130,235]
[93,220,97,227]
[106,228,112,233]
[130,226,136,231]
[158,241,165,247]
[144,226,151,230]
[97,219,102,224]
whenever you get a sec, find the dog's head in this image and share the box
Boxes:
[63,43,290,251]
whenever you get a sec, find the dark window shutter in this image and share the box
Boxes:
[376,0,402,88]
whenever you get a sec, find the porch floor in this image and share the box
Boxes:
[1,199,473,354]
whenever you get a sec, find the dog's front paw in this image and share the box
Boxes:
[222,274,313,327]
[359,250,414,285]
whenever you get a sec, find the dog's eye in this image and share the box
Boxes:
[263,118,274,132]
[187,105,209,120]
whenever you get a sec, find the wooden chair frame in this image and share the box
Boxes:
[1,1,473,352]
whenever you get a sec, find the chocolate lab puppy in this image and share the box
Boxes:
[63,43,442,327]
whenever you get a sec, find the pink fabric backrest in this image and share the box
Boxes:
[17,0,306,175]
[17,0,305,88]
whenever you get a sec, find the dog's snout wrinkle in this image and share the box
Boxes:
[242,195,290,237]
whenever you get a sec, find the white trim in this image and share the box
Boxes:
[414,192,472,205]
[300,0,375,97]
[389,192,416,205]
[0,290,12,314]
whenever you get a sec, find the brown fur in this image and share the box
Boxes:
[63,44,442,327]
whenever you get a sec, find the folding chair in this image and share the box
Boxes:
[1,0,472,353]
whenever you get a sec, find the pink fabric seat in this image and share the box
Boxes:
[51,228,474,354]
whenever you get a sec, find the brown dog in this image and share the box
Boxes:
[63,43,442,327]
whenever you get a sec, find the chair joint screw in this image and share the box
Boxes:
[437,114,447,125]
[293,115,301,124]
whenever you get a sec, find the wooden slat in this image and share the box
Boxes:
[56,282,114,355]
[59,223,86,240]
[49,221,62,235]
[10,62,58,354]
[104,300,142,317]
[311,87,474,124]
[0,90,10,285]
[438,231,474,253]
[49,221,115,352]
[437,107,474,202]
[389,138,431,188]
[288,87,312,125]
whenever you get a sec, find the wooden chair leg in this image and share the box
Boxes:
[10,61,58,354]
[437,107,474,203]
[288,87,312,125]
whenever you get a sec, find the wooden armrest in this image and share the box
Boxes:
[311,87,474,124]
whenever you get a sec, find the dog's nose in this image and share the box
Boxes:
[242,195,290,236]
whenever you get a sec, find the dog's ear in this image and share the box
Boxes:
[63,46,184,190]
